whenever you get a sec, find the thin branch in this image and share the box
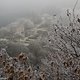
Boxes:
[73,0,78,11]
[73,0,78,23]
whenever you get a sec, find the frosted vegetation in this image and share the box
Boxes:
[0,1,80,79]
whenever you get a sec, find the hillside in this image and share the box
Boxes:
[0,8,80,80]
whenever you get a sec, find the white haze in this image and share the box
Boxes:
[0,0,80,27]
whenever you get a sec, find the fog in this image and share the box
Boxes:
[0,0,80,27]
[0,1,80,79]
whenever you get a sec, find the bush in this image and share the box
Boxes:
[0,41,29,57]
[28,40,46,66]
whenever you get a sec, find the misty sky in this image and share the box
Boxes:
[0,0,80,10]
[0,0,80,27]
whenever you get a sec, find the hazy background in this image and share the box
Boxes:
[0,0,80,27]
